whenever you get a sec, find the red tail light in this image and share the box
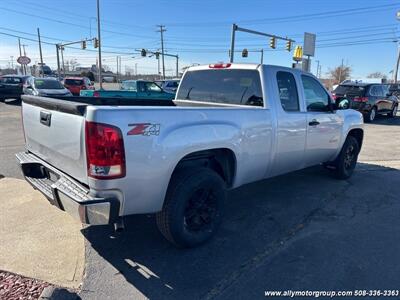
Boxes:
[209,63,231,69]
[93,91,100,97]
[353,96,368,103]
[85,121,126,179]
[331,93,337,100]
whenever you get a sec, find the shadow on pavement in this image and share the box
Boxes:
[367,114,400,126]
[80,163,400,300]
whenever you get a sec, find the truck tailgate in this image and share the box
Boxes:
[22,96,88,185]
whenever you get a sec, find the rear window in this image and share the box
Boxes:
[177,69,263,106]
[34,79,64,89]
[65,79,83,86]
[333,85,365,96]
[1,77,22,84]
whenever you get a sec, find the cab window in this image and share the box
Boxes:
[301,75,330,111]
[145,82,162,92]
[276,71,299,111]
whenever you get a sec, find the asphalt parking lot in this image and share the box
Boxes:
[1,99,400,299]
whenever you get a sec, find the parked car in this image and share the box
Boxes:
[81,79,175,100]
[332,83,398,122]
[0,75,31,101]
[17,63,363,248]
[388,83,400,98]
[154,79,180,93]
[23,77,72,97]
[64,77,94,96]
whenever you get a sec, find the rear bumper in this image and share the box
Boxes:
[15,151,120,225]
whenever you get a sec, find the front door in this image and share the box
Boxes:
[301,75,343,166]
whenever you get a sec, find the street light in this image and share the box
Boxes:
[96,0,103,89]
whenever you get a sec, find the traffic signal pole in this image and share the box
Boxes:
[229,23,295,63]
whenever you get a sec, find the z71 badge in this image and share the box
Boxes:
[127,123,160,136]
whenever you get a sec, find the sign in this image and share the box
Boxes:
[17,56,31,65]
[293,45,303,62]
[303,32,316,57]
[397,10,400,20]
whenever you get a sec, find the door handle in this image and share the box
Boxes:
[308,119,320,126]
[40,111,51,126]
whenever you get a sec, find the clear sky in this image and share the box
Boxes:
[0,0,399,78]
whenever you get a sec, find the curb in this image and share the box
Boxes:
[39,286,80,300]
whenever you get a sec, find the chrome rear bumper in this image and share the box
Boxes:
[16,151,120,225]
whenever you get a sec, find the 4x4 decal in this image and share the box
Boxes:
[127,123,160,136]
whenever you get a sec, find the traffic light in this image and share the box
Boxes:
[141,49,147,57]
[93,38,99,48]
[81,40,86,50]
[155,52,160,59]
[285,40,292,52]
[269,37,276,49]
[242,48,248,57]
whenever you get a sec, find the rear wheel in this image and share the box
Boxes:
[331,136,360,180]
[365,107,376,123]
[388,104,398,118]
[156,167,226,248]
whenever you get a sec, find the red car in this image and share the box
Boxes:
[64,77,94,96]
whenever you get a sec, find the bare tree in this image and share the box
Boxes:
[68,59,80,71]
[328,65,351,84]
[367,72,386,79]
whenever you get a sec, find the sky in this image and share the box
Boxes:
[0,0,399,78]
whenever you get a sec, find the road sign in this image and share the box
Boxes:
[17,56,31,65]
[303,32,316,57]
[293,45,303,62]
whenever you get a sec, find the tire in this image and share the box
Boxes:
[156,167,226,248]
[331,136,360,180]
[364,107,376,123]
[388,104,398,118]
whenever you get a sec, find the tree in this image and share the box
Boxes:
[367,72,386,79]
[328,65,351,84]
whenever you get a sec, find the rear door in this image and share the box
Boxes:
[301,75,343,166]
[269,70,307,176]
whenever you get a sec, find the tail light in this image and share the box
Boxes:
[353,96,368,103]
[81,85,86,90]
[209,63,231,69]
[331,93,337,100]
[93,91,100,97]
[85,121,126,179]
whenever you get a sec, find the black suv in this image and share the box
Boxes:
[0,75,31,101]
[332,83,398,122]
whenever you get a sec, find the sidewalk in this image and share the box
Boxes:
[0,178,84,289]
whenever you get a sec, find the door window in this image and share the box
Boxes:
[301,75,330,111]
[145,82,162,92]
[276,71,300,111]
[370,85,383,97]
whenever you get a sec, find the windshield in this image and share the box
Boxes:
[34,79,64,89]
[177,69,263,106]
[121,81,137,91]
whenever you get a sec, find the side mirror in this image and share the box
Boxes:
[386,92,393,97]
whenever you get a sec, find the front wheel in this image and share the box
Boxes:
[331,136,360,180]
[156,167,226,248]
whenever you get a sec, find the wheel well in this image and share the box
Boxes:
[173,148,236,187]
[348,128,363,151]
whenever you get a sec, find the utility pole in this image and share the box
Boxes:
[157,55,160,78]
[18,38,24,75]
[96,0,103,88]
[22,44,28,75]
[260,49,264,64]
[230,24,237,63]
[315,60,320,78]
[56,44,61,80]
[157,25,166,79]
[61,46,66,78]
[338,58,344,83]
[135,63,137,76]
[37,28,44,77]
[394,43,400,83]
[116,56,119,82]
[175,55,179,78]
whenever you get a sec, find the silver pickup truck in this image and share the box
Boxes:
[16,63,364,248]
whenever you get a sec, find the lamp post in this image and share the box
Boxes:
[96,0,103,89]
